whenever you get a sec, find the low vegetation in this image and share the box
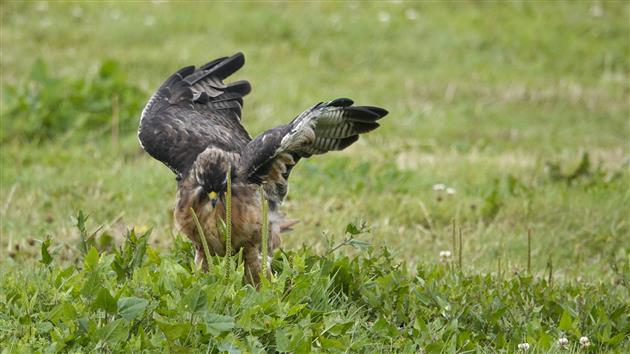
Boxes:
[1,221,627,352]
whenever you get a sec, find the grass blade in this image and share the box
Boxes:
[260,187,269,279]
[451,219,456,266]
[458,227,463,271]
[527,228,532,274]
[190,208,211,271]
[224,167,232,277]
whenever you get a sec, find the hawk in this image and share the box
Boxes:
[138,53,387,285]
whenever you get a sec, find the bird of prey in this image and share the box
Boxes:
[138,53,387,285]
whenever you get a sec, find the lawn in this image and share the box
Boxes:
[1,1,628,352]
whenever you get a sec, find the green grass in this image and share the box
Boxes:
[1,1,629,352]
[1,228,628,352]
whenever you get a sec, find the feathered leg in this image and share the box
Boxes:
[243,247,262,288]
[195,247,208,271]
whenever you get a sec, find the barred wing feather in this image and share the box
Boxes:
[239,98,387,207]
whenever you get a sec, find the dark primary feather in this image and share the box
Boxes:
[138,53,251,176]
[239,98,388,207]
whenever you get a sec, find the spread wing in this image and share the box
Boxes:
[138,53,252,176]
[238,98,387,208]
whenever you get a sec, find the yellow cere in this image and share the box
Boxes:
[208,191,217,200]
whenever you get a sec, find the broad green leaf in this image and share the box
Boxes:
[131,231,149,270]
[156,319,190,341]
[84,246,100,271]
[558,309,574,332]
[373,315,398,337]
[111,260,126,280]
[182,287,207,314]
[245,335,265,354]
[345,223,360,235]
[205,313,235,336]
[53,265,76,287]
[275,327,290,353]
[81,272,102,299]
[78,317,89,334]
[323,315,353,337]
[287,303,306,317]
[43,342,62,354]
[136,324,151,350]
[348,238,371,250]
[93,288,117,314]
[318,336,346,351]
[146,246,161,266]
[218,338,242,354]
[117,297,148,321]
[97,318,129,344]
[605,332,626,345]
[48,302,77,324]
[40,238,52,265]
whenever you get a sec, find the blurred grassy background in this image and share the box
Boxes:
[1,1,628,281]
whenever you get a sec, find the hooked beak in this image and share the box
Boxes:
[208,191,218,208]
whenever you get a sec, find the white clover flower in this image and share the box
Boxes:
[439,250,452,262]
[517,343,530,351]
[378,11,390,23]
[405,9,418,21]
[557,337,569,348]
[432,183,446,192]
[446,187,456,196]
[579,336,590,347]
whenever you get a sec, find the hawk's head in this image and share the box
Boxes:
[190,147,239,207]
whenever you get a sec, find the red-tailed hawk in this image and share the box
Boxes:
[138,53,387,285]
